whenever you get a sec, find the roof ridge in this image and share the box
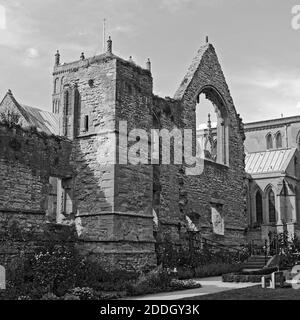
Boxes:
[21,104,53,115]
[246,148,293,155]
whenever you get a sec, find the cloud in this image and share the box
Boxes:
[161,0,194,12]
[0,4,6,30]
[0,2,38,50]
[230,68,300,121]
[26,47,39,59]
[237,69,300,101]
[160,0,222,13]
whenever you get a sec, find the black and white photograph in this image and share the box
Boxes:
[0,0,300,313]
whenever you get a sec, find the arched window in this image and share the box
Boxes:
[74,88,81,136]
[54,78,59,94]
[63,90,70,137]
[266,133,273,150]
[268,189,276,223]
[61,77,65,90]
[275,132,282,149]
[297,132,300,150]
[255,191,263,225]
[64,90,69,116]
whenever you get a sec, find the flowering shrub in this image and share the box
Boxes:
[2,241,208,300]
[125,266,200,296]
[31,245,79,296]
[63,293,80,300]
[17,295,31,300]
[69,287,95,300]
[41,293,60,300]
[169,279,201,290]
[125,266,174,296]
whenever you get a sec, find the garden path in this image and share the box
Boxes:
[127,277,259,300]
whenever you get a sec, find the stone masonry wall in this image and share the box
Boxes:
[54,55,157,271]
[0,124,74,271]
[155,44,247,247]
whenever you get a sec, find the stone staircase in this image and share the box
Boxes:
[243,255,270,270]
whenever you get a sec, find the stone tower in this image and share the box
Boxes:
[52,39,157,271]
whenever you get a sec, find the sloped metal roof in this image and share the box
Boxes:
[21,104,59,135]
[0,91,59,135]
[245,148,296,175]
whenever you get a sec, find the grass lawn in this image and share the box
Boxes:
[184,286,300,300]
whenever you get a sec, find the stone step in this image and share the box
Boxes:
[242,256,271,269]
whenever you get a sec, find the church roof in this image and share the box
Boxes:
[245,148,296,175]
[20,104,58,135]
[0,91,58,135]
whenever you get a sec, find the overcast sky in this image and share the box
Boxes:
[0,0,300,123]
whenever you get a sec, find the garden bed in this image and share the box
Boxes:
[178,263,243,280]
[222,267,279,283]
[0,245,202,300]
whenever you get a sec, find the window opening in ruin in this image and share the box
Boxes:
[211,203,224,235]
[47,177,58,222]
[47,177,73,224]
[84,115,89,132]
[196,88,229,165]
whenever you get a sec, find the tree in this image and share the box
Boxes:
[0,107,21,127]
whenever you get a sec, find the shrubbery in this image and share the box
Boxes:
[156,235,247,279]
[125,266,200,296]
[0,244,201,300]
[177,263,243,280]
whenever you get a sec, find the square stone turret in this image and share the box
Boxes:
[52,41,157,270]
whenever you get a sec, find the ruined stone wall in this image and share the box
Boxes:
[155,45,247,247]
[0,124,74,270]
[112,59,157,270]
[152,96,185,243]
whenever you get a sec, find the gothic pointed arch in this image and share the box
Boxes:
[54,78,59,94]
[255,189,263,225]
[266,133,273,150]
[265,184,276,224]
[174,43,245,167]
[275,131,282,149]
[296,130,300,150]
